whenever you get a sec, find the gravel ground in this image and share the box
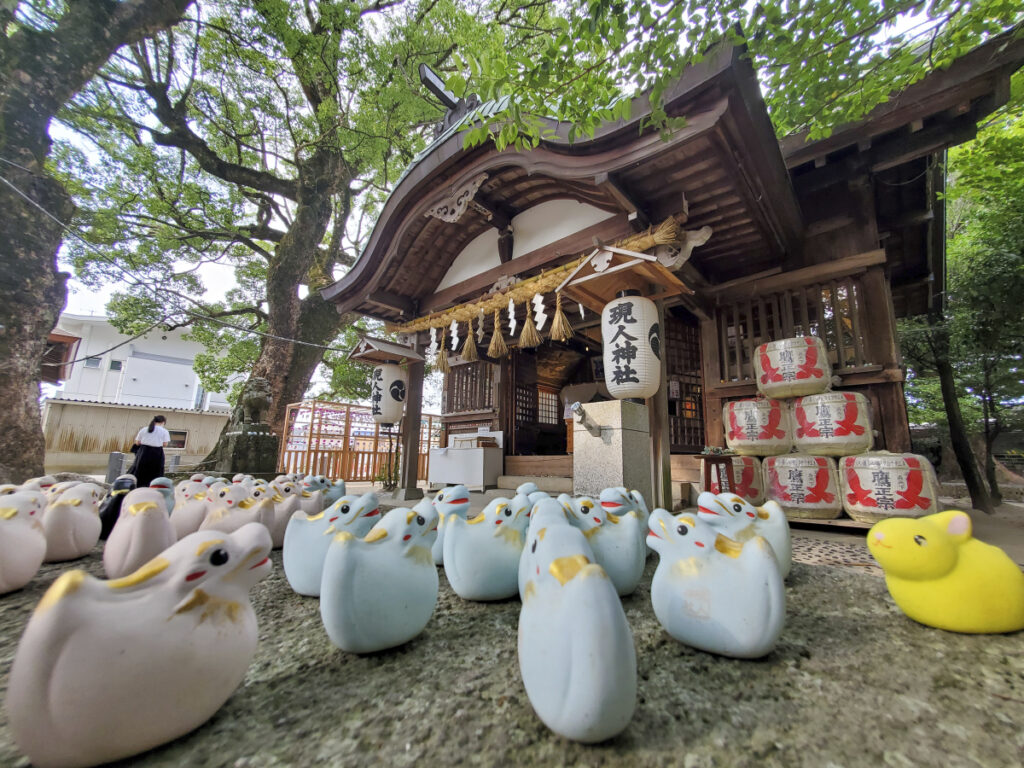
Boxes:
[1,545,1022,768]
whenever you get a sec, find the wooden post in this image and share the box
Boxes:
[700,317,725,448]
[340,405,352,481]
[395,352,425,501]
[648,300,672,511]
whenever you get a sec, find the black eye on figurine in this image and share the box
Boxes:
[209,548,229,566]
[676,525,689,536]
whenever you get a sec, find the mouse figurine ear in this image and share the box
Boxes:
[935,510,972,540]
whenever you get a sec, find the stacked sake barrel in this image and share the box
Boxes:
[721,335,940,523]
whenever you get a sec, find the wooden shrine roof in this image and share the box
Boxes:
[322,42,804,324]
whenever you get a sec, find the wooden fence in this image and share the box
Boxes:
[277,400,441,481]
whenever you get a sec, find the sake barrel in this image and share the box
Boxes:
[792,392,873,456]
[762,455,842,520]
[755,336,832,399]
[723,399,793,456]
[840,453,940,523]
[705,455,765,505]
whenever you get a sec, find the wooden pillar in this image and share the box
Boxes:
[395,353,425,501]
[700,316,725,448]
[648,300,672,511]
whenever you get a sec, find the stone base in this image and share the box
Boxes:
[572,400,653,506]
[393,487,425,501]
[212,424,280,476]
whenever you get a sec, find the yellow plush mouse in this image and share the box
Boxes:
[867,510,1024,634]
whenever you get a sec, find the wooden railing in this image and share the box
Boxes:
[277,400,440,481]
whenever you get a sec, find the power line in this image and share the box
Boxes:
[0,167,353,354]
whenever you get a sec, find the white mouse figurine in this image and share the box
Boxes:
[170,481,209,540]
[579,493,645,597]
[5,523,272,768]
[647,508,785,658]
[431,485,470,565]
[518,522,636,742]
[322,478,347,507]
[199,485,274,535]
[696,491,792,578]
[320,506,439,653]
[43,483,104,562]
[282,491,379,596]
[518,497,571,599]
[103,488,176,580]
[0,493,47,594]
[444,496,529,601]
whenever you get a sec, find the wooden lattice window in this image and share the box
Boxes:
[537,389,560,425]
[665,316,704,452]
[515,384,537,425]
[443,361,494,414]
[714,275,874,383]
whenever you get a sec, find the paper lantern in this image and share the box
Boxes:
[793,392,873,456]
[370,364,407,426]
[754,336,831,399]
[840,453,940,523]
[762,455,842,520]
[601,291,660,399]
[723,399,793,456]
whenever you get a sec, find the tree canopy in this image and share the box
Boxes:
[445,1,1024,148]
[901,71,1024,499]
[57,0,531,439]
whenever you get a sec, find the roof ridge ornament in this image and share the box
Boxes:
[424,173,489,223]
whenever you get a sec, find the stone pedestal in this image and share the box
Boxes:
[572,400,653,505]
[213,423,279,476]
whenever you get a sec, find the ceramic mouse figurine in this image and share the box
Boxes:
[518,522,636,743]
[43,483,104,562]
[199,485,274,535]
[298,482,325,517]
[268,479,302,545]
[444,496,530,601]
[169,481,209,540]
[103,488,176,580]
[5,523,272,768]
[148,477,175,511]
[518,497,571,599]
[647,508,785,658]
[322,479,347,507]
[696,491,792,578]
[579,494,646,597]
[431,485,470,565]
[99,475,136,540]
[320,506,439,653]
[867,510,1024,633]
[21,475,57,493]
[516,481,540,496]
[0,493,47,594]
[282,491,379,596]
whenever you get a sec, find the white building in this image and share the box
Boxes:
[50,313,230,411]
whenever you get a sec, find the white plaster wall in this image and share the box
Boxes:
[54,314,228,411]
[434,200,614,291]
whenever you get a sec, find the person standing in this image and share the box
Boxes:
[129,415,170,488]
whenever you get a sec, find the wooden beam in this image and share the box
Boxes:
[711,249,886,303]
[594,171,651,229]
[421,214,632,313]
[367,290,417,317]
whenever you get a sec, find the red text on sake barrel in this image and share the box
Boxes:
[762,455,842,519]
[707,455,765,505]
[755,336,832,399]
[793,392,873,456]
[723,399,793,456]
[841,453,940,523]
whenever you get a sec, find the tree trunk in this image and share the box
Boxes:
[200,151,349,472]
[931,323,993,513]
[0,161,70,483]
[982,383,1002,504]
[0,0,195,482]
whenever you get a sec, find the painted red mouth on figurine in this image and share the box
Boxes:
[698,506,719,516]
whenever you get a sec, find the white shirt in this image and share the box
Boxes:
[136,425,171,447]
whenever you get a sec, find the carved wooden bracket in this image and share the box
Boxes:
[425,173,489,223]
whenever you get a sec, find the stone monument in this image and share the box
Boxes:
[204,377,279,477]
[571,399,653,505]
